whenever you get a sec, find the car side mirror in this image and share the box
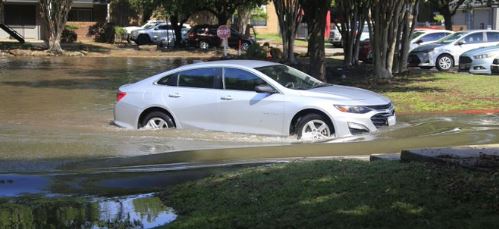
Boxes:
[415,39,423,44]
[255,85,276,94]
[456,41,464,46]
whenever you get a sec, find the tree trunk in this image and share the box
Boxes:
[0,0,4,24]
[236,6,252,35]
[442,9,453,30]
[39,0,73,54]
[300,0,331,81]
[398,0,420,73]
[217,13,230,25]
[274,0,302,64]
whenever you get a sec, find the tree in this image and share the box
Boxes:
[129,0,156,24]
[274,0,302,64]
[201,0,267,25]
[393,0,420,73]
[39,0,73,54]
[335,0,370,67]
[427,0,467,30]
[158,0,201,47]
[0,0,4,24]
[299,0,332,81]
[369,0,421,78]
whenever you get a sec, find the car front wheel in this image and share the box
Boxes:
[199,41,209,50]
[296,114,334,141]
[141,111,175,129]
[436,54,454,71]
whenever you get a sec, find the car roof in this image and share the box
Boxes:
[190,60,280,69]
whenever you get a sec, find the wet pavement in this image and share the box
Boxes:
[0,56,498,170]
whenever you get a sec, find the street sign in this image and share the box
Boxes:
[217,25,231,57]
[217,25,231,39]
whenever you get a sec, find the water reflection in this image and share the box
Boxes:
[0,193,176,228]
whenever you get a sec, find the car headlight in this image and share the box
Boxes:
[473,53,495,59]
[334,105,372,114]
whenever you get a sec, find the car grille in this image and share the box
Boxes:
[459,56,472,64]
[367,103,392,111]
[370,111,395,128]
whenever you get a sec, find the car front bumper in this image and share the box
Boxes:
[408,52,435,67]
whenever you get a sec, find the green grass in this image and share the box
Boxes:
[256,33,309,47]
[162,160,499,228]
[337,71,499,114]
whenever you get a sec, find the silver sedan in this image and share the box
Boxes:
[114,60,396,140]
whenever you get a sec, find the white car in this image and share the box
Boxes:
[409,30,453,51]
[124,20,165,42]
[408,30,499,71]
[329,24,369,48]
[114,60,396,141]
[458,45,499,74]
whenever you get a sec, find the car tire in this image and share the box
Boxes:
[436,54,454,71]
[141,111,175,129]
[136,34,151,46]
[199,41,209,50]
[296,114,334,141]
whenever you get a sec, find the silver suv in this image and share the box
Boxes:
[130,23,176,45]
[409,30,499,71]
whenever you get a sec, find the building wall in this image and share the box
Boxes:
[452,7,499,31]
[254,2,279,35]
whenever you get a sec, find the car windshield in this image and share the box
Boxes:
[143,24,155,29]
[255,65,329,90]
[438,32,466,44]
[410,31,425,40]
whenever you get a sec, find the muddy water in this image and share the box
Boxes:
[0,57,498,170]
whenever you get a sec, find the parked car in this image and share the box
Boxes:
[409,29,453,51]
[490,58,499,74]
[114,60,395,141]
[359,29,453,63]
[186,25,254,51]
[458,45,499,74]
[129,23,190,46]
[124,20,165,42]
[408,30,499,71]
[329,24,370,48]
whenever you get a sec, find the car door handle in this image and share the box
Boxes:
[220,95,233,100]
[168,93,181,98]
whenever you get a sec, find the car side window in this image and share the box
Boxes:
[157,74,178,86]
[178,68,222,89]
[487,32,499,42]
[224,68,267,91]
[420,33,441,42]
[464,33,484,43]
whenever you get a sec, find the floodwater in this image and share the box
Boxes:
[0,56,498,172]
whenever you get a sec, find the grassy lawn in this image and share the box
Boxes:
[256,33,309,47]
[334,71,499,114]
[162,160,499,228]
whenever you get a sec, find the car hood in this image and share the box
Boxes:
[411,43,444,52]
[300,85,391,105]
[461,45,499,56]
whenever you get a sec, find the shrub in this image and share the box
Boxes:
[61,25,78,43]
[114,26,126,42]
[243,43,267,59]
[88,22,116,43]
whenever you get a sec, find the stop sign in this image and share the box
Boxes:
[217,25,231,39]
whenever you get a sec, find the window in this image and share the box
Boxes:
[464,33,484,44]
[487,32,499,42]
[157,25,172,30]
[68,8,93,22]
[224,68,266,91]
[5,4,36,25]
[420,33,450,42]
[178,68,222,89]
[157,74,178,86]
[250,6,267,26]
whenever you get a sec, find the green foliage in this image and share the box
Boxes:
[433,14,445,23]
[163,160,499,228]
[64,24,79,31]
[88,22,116,43]
[61,27,77,43]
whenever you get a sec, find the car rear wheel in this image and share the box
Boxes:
[296,114,334,141]
[436,54,454,71]
[241,42,250,51]
[141,111,175,129]
[199,41,209,50]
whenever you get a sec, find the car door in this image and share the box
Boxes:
[160,67,223,130]
[454,32,486,62]
[217,67,286,135]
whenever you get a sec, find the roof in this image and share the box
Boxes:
[191,59,280,69]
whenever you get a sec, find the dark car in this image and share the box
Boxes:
[186,25,254,51]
